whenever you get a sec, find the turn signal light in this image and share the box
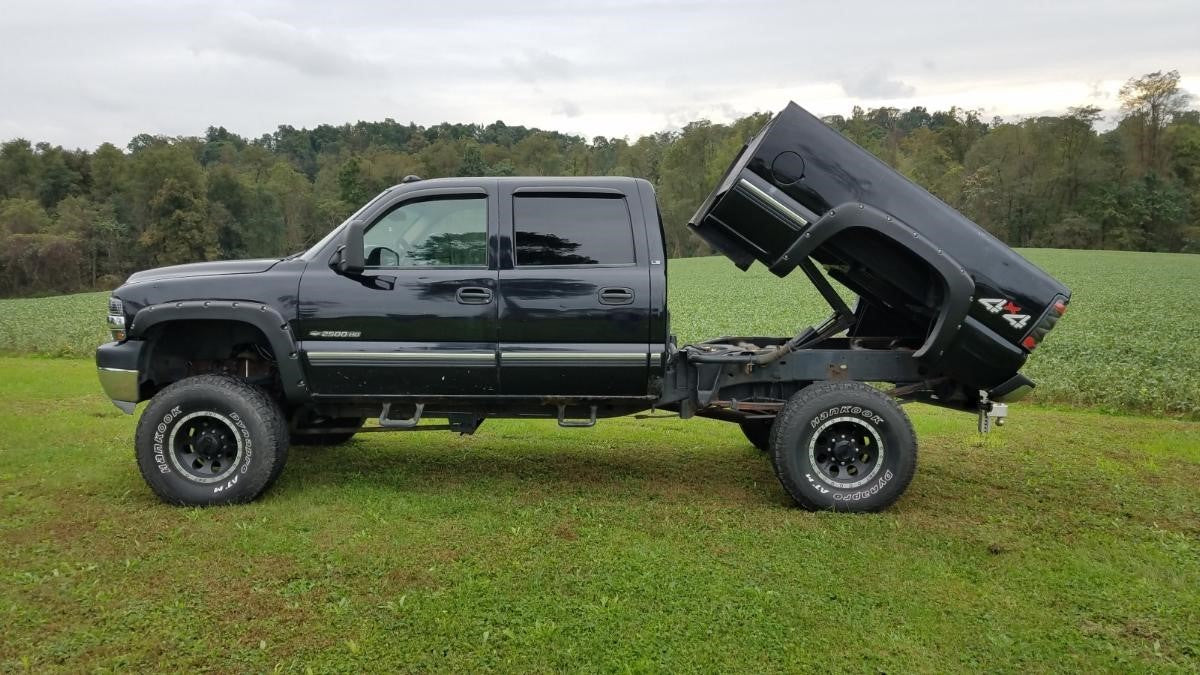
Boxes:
[1053,301,1067,316]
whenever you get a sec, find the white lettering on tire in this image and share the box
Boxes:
[810,406,884,429]
[152,406,183,474]
[227,412,254,475]
[832,470,894,501]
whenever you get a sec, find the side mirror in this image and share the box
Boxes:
[333,220,366,275]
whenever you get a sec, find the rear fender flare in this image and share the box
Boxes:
[770,202,975,362]
[128,300,309,402]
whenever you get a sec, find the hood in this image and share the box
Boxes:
[125,258,281,284]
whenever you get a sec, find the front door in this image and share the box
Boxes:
[298,185,499,397]
[497,186,652,397]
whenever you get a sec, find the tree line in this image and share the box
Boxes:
[0,69,1196,297]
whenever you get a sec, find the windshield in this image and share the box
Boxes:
[299,187,395,261]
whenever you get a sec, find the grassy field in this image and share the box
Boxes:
[1,248,1198,418]
[0,357,1197,671]
[1,248,1198,670]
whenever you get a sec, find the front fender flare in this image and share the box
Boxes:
[128,300,310,403]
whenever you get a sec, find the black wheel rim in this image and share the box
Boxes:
[808,417,885,489]
[168,411,243,484]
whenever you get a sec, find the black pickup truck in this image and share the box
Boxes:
[97,102,1070,511]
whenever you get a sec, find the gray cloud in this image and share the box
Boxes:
[505,49,573,83]
[199,11,381,78]
[553,99,582,118]
[841,70,917,99]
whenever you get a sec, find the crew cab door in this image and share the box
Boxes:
[297,184,499,396]
[497,184,652,397]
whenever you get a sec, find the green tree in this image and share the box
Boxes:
[53,195,117,286]
[1119,70,1192,174]
[0,197,51,235]
[0,140,38,200]
[337,157,372,206]
[140,177,217,266]
[456,144,488,176]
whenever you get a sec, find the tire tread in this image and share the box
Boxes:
[770,381,916,512]
[134,374,289,505]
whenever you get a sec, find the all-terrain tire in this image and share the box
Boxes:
[739,418,774,452]
[293,417,365,446]
[771,381,916,512]
[134,375,289,506]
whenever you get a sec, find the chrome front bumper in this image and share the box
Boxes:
[97,367,138,413]
[96,340,144,414]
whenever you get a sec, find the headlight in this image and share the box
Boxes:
[107,296,126,341]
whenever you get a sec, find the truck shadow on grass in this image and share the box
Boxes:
[279,439,789,507]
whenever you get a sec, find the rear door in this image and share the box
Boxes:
[496,184,652,397]
[297,184,499,397]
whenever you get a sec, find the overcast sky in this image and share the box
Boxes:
[2,0,1198,149]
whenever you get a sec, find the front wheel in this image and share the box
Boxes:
[134,375,289,506]
[770,381,916,512]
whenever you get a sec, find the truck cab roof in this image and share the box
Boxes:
[386,175,651,190]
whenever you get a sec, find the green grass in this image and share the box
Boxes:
[0,357,1197,671]
[1,249,1198,418]
[3,250,1198,670]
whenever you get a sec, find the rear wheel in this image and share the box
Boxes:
[739,419,774,451]
[770,381,916,512]
[134,375,288,506]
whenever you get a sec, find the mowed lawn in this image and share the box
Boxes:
[1,358,1198,671]
[2,248,1199,418]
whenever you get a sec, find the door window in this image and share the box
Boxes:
[363,195,487,267]
[513,195,635,266]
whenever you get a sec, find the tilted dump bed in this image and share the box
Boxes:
[689,102,1071,398]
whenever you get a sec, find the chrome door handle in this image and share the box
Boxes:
[598,287,634,305]
[455,287,493,304]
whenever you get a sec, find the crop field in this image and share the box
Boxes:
[3,248,1198,418]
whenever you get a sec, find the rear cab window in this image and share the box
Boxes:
[513,194,635,266]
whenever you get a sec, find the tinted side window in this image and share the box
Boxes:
[514,195,635,266]
[363,195,487,267]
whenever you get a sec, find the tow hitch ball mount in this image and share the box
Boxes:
[977,391,1008,434]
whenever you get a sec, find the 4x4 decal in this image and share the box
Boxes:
[978,298,1030,330]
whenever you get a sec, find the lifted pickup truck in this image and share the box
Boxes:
[97,102,1070,511]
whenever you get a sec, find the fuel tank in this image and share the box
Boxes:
[689,102,1071,391]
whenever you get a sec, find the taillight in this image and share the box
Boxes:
[1022,294,1069,352]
